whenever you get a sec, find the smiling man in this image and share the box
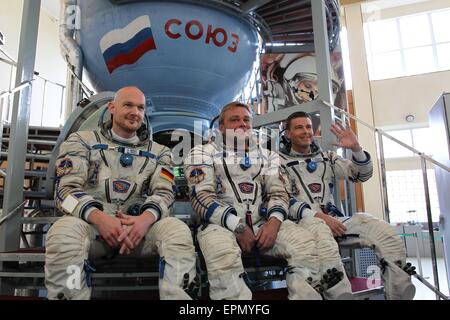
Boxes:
[45,86,198,300]
[280,111,416,300]
[184,102,323,300]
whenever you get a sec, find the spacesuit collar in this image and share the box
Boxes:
[100,120,151,147]
[281,140,321,158]
[211,129,259,154]
[110,128,140,145]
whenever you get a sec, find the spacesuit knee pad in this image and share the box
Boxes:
[46,217,91,265]
[198,229,243,277]
[155,217,194,246]
[281,224,319,272]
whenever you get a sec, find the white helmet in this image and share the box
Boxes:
[281,54,341,94]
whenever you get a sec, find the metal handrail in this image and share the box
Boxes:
[246,66,261,106]
[323,100,450,172]
[63,57,94,97]
[1,47,65,88]
[414,273,449,300]
[0,80,33,99]
[0,200,27,227]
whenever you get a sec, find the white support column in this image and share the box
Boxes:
[344,4,384,219]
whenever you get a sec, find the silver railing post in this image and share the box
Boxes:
[376,130,390,223]
[421,156,440,299]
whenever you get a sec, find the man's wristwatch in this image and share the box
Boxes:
[234,220,246,234]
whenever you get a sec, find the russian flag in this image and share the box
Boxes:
[100,16,157,74]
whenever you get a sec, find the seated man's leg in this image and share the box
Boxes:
[264,220,322,300]
[299,217,353,300]
[140,217,197,300]
[45,216,107,300]
[197,224,251,300]
[338,213,415,300]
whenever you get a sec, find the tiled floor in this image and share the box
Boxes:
[407,257,449,300]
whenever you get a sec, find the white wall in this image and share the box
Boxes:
[362,0,450,21]
[343,0,450,219]
[0,0,67,127]
[371,70,450,128]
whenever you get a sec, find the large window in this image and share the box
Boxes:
[382,126,435,158]
[386,169,440,224]
[364,8,450,80]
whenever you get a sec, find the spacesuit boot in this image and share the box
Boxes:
[381,258,416,300]
[338,213,416,300]
[320,267,354,300]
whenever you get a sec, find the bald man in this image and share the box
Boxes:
[45,87,198,300]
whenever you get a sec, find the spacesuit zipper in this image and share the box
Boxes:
[105,179,111,203]
[222,159,242,203]
[139,157,149,174]
[290,166,314,203]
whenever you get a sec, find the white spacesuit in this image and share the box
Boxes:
[184,132,323,300]
[280,141,416,300]
[45,120,197,300]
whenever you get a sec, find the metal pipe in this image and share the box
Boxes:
[0,96,4,154]
[421,157,441,299]
[0,151,51,161]
[40,80,47,127]
[2,138,56,146]
[323,100,450,172]
[414,273,449,300]
[59,0,83,118]
[0,201,27,227]
[414,232,423,277]
[376,130,390,223]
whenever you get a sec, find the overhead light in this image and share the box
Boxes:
[405,114,415,122]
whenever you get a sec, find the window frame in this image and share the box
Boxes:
[364,8,450,80]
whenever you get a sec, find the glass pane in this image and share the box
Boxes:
[29,78,45,127]
[436,43,450,70]
[372,51,403,79]
[399,14,432,48]
[412,127,434,156]
[383,129,414,158]
[404,46,435,75]
[368,19,400,53]
[387,169,440,224]
[340,28,353,89]
[432,9,450,43]
[42,83,64,128]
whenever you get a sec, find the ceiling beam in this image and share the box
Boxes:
[240,0,274,14]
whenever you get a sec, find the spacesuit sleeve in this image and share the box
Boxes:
[288,197,321,222]
[139,146,175,221]
[329,150,373,183]
[55,132,103,221]
[262,152,289,221]
[183,145,237,229]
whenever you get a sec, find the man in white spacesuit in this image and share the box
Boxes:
[279,111,416,300]
[184,102,324,300]
[45,87,197,300]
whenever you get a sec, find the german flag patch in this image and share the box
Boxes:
[160,168,174,183]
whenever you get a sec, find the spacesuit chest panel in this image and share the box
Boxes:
[287,154,331,205]
[86,143,157,207]
[212,151,263,206]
